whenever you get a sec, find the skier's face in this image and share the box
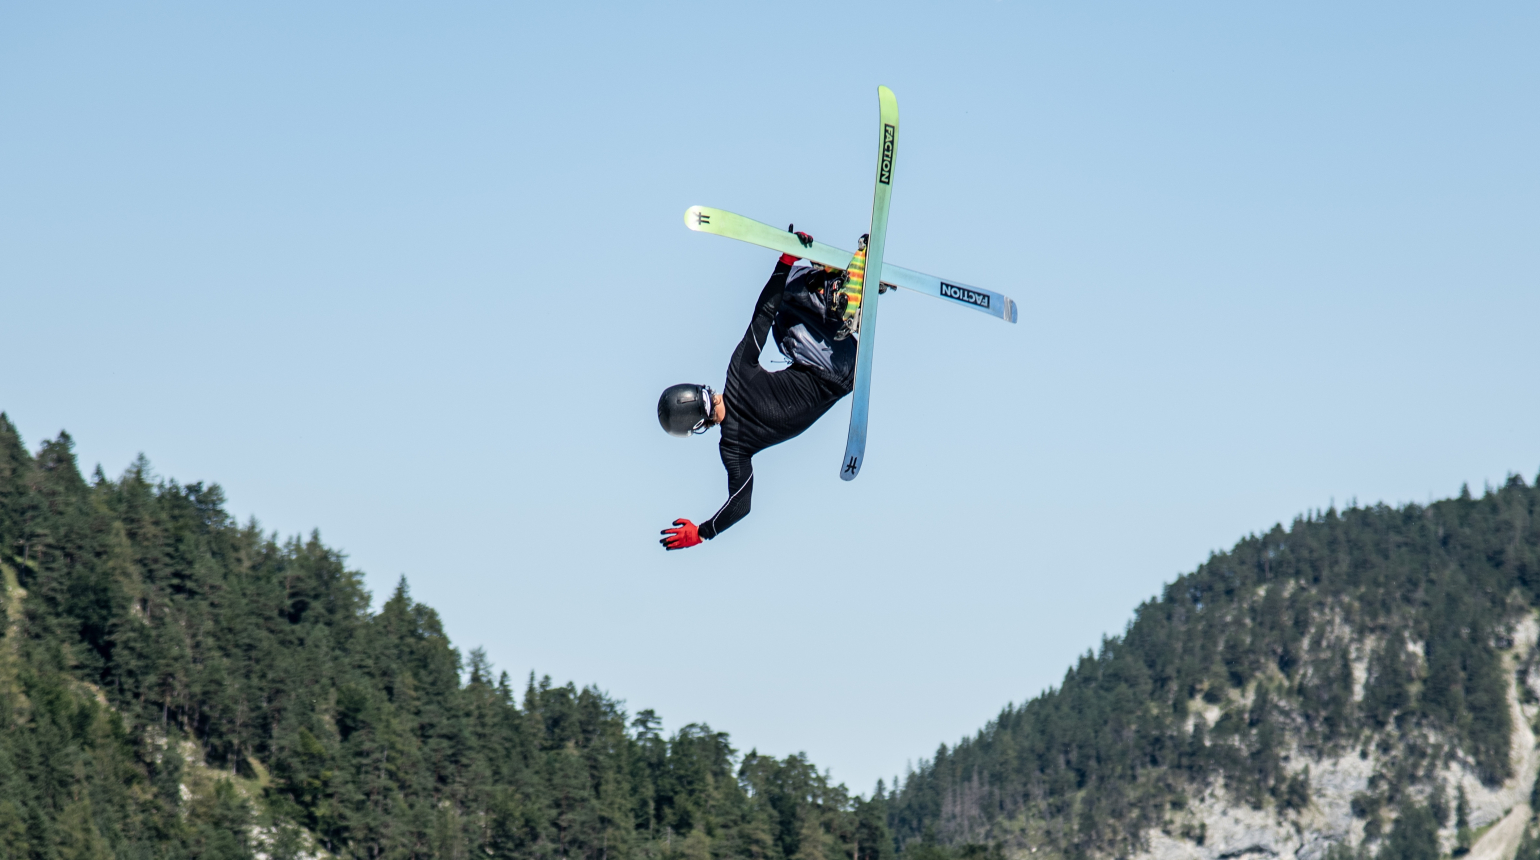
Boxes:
[700,394,726,431]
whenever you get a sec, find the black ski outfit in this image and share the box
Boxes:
[697,259,856,540]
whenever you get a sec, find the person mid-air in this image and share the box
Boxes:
[657,227,857,550]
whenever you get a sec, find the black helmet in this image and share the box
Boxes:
[658,383,716,437]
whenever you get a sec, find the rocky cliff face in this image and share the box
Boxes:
[1142,616,1540,860]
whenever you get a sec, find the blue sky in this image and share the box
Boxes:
[3,1,1537,794]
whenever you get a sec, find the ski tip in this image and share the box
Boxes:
[1005,297,1018,324]
[683,206,705,231]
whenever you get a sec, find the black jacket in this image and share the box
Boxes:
[698,261,854,540]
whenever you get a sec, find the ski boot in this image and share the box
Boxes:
[832,234,869,341]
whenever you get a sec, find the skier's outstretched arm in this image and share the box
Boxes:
[658,446,754,548]
[699,445,752,540]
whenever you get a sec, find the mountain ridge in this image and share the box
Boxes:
[890,475,1540,860]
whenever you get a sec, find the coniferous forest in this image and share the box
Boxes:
[4,412,1540,860]
[0,415,891,860]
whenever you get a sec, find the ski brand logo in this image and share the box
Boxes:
[878,124,896,185]
[939,282,989,309]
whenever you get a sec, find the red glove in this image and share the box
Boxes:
[660,518,702,550]
[779,224,815,265]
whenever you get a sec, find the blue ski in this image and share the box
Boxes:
[840,87,899,482]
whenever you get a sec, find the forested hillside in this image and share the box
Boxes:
[9,411,1540,860]
[890,473,1540,860]
[0,415,890,860]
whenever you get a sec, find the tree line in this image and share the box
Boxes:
[0,414,891,860]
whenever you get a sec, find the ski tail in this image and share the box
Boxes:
[840,86,899,482]
[683,206,856,271]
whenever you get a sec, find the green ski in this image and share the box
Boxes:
[839,86,899,482]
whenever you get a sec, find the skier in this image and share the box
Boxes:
[657,227,858,550]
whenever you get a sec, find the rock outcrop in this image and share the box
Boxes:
[1140,615,1540,860]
